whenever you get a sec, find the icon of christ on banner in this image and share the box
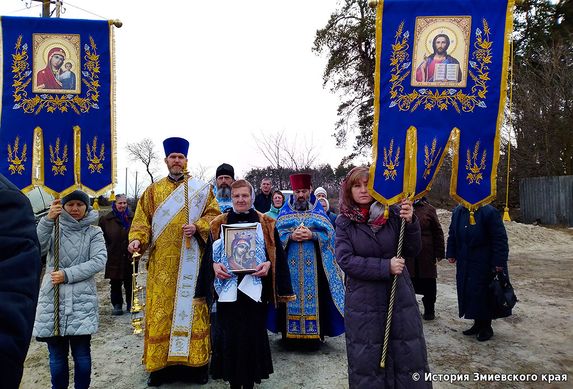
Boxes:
[412,16,471,88]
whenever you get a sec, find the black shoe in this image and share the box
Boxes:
[112,304,123,316]
[423,312,435,321]
[476,326,494,341]
[193,372,208,385]
[147,372,162,387]
[462,322,480,336]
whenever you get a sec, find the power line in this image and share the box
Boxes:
[4,3,42,15]
[62,1,108,20]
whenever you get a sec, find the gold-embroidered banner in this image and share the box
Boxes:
[0,16,116,196]
[370,0,514,210]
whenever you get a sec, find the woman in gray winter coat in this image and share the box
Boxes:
[33,190,107,389]
[335,167,431,389]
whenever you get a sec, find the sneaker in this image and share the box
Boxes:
[112,304,123,316]
[476,326,494,341]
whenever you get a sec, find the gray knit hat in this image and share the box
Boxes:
[61,190,90,208]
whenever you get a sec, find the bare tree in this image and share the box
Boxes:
[253,130,319,171]
[189,163,211,182]
[126,138,160,183]
[253,130,287,169]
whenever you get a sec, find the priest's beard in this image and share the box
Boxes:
[217,186,231,199]
[293,199,310,211]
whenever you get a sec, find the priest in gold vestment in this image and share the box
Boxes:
[128,137,220,386]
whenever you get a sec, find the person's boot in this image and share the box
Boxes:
[423,311,435,321]
[422,300,435,320]
[112,304,123,316]
[462,321,480,335]
[194,368,209,385]
[476,320,494,341]
[147,371,163,387]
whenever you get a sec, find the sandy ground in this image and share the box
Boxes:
[20,210,573,389]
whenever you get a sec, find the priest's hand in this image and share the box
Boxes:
[128,240,141,254]
[214,263,232,280]
[292,226,313,241]
[253,261,271,278]
[183,223,197,237]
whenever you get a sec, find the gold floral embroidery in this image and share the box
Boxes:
[389,19,492,113]
[423,138,442,180]
[49,137,68,176]
[7,136,27,175]
[383,138,400,180]
[466,140,487,184]
[12,35,101,114]
[86,136,105,173]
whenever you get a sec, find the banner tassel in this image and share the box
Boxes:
[93,198,100,210]
[469,211,476,225]
[503,207,511,222]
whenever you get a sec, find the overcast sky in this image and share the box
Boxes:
[1,0,356,193]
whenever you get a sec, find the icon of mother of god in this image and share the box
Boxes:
[36,47,67,90]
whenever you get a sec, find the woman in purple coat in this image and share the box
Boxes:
[335,167,431,388]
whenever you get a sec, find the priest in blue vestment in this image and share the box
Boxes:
[273,173,345,348]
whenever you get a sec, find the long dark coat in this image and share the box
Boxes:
[0,173,41,389]
[335,207,431,389]
[446,205,509,320]
[98,210,133,280]
[406,200,445,279]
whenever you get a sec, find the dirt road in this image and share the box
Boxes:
[21,211,573,388]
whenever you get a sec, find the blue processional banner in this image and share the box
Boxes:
[0,16,115,196]
[370,0,513,212]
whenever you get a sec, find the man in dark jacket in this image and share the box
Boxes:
[253,177,272,212]
[406,197,445,320]
[447,204,509,341]
[0,173,42,389]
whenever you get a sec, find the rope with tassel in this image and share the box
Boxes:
[53,195,61,337]
[503,39,514,222]
[380,213,407,368]
[183,164,191,249]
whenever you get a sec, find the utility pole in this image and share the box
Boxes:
[31,0,60,18]
[42,0,50,17]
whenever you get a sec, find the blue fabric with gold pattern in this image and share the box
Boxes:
[371,0,514,212]
[275,195,344,339]
[0,16,114,197]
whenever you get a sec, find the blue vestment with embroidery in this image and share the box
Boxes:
[274,196,344,339]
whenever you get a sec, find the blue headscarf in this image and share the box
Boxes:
[112,202,131,230]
